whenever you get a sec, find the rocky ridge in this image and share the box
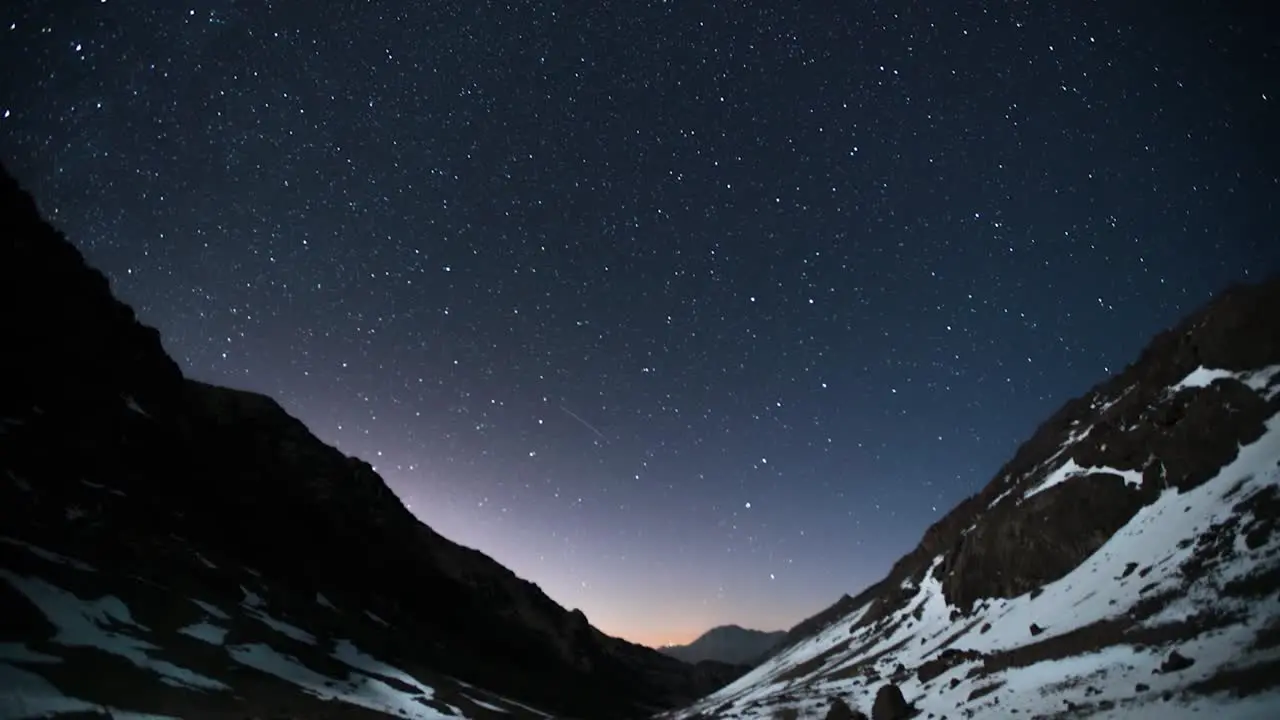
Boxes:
[660,626,788,666]
[665,277,1280,718]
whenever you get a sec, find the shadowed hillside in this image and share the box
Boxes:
[0,162,742,718]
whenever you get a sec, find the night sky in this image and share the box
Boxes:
[2,1,1277,647]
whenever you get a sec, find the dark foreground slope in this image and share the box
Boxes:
[0,163,741,718]
[660,626,787,666]
[667,277,1280,719]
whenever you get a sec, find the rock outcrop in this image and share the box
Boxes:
[664,276,1280,718]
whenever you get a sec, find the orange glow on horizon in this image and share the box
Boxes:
[614,626,705,649]
[597,614,789,650]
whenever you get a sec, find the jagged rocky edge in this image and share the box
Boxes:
[750,287,1280,672]
[661,285,1280,718]
[750,278,1280,657]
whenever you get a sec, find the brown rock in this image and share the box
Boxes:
[872,683,910,720]
[824,696,867,720]
[918,648,983,684]
[942,472,1149,611]
[1159,650,1196,674]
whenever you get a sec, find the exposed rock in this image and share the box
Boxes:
[1158,650,1196,674]
[771,593,865,650]
[917,648,983,684]
[942,472,1150,611]
[824,696,867,720]
[967,682,1002,701]
[767,275,1280,636]
[872,683,910,720]
[669,275,1280,720]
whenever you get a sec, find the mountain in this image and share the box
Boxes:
[664,278,1280,719]
[660,626,788,666]
[0,163,744,717]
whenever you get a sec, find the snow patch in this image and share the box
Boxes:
[484,693,555,718]
[677,412,1280,720]
[1172,367,1239,392]
[190,598,229,620]
[1171,364,1280,397]
[240,585,265,608]
[227,642,454,719]
[0,662,179,719]
[0,643,60,663]
[0,537,96,572]
[123,395,150,417]
[333,639,433,697]
[178,622,228,646]
[6,470,32,493]
[0,571,227,692]
[1023,458,1144,500]
[987,486,1014,509]
[465,695,511,713]
[81,479,127,497]
[247,608,316,645]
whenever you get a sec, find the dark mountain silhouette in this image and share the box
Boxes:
[5,156,1278,718]
[664,276,1280,718]
[0,162,743,717]
[659,625,787,666]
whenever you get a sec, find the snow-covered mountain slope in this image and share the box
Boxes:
[663,280,1280,720]
[0,530,553,719]
[0,167,742,716]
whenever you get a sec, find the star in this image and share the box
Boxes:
[1,0,1273,648]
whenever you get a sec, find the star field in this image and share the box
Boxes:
[2,0,1277,645]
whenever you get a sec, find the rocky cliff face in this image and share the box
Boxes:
[666,277,1280,719]
[0,163,740,718]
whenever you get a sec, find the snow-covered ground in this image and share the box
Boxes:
[668,390,1280,719]
[0,538,552,719]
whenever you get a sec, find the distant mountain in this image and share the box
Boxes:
[0,163,743,718]
[663,277,1280,718]
[660,625,787,666]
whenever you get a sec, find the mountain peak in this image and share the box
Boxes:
[660,625,788,666]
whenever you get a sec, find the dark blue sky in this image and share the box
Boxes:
[2,0,1276,645]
